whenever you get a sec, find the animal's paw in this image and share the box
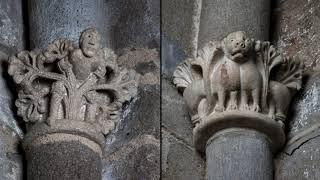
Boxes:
[250,103,260,112]
[277,120,285,129]
[240,104,250,111]
[227,103,238,111]
[214,105,225,112]
[275,113,286,122]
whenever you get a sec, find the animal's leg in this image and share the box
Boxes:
[227,91,238,110]
[214,89,226,112]
[240,90,249,111]
[250,88,261,112]
[268,100,276,120]
[275,108,286,122]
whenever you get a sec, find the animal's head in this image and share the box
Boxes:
[222,31,252,63]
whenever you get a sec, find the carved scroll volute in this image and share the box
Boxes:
[173,31,303,153]
[8,28,139,137]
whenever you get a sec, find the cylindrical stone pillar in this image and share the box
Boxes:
[25,1,109,179]
[191,112,285,180]
[28,0,108,49]
[206,129,273,180]
[23,121,105,180]
[198,0,270,48]
[196,1,272,180]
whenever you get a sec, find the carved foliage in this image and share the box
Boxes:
[8,28,139,135]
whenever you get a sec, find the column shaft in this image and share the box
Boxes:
[206,129,273,180]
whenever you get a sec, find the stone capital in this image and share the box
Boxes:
[8,28,139,152]
[173,31,303,153]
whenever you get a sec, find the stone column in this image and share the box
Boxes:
[26,2,108,179]
[206,129,273,180]
[173,30,303,180]
[8,28,138,179]
[7,2,139,179]
[194,1,273,180]
[28,0,108,49]
[198,0,270,48]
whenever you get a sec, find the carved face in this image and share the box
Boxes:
[223,31,252,63]
[80,28,101,58]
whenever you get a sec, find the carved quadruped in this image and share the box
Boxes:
[173,31,303,153]
[8,28,139,152]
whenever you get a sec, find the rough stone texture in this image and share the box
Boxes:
[103,85,160,180]
[198,0,270,48]
[271,0,320,179]
[0,125,23,180]
[102,48,160,179]
[25,1,160,179]
[271,0,320,72]
[161,0,201,75]
[108,0,160,51]
[162,78,193,145]
[28,0,109,49]
[275,137,320,180]
[274,73,320,179]
[0,1,25,179]
[162,129,205,180]
[207,129,273,180]
[161,77,206,179]
[0,0,25,136]
[287,72,320,138]
[27,141,101,180]
[117,48,160,85]
[0,0,25,52]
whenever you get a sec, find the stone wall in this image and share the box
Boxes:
[271,0,320,179]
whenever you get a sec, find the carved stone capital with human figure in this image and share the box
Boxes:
[8,28,139,138]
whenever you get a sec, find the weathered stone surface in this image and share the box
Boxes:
[207,129,273,180]
[272,0,320,72]
[161,0,201,76]
[28,0,109,49]
[0,1,25,179]
[161,36,187,76]
[103,85,160,179]
[162,78,193,145]
[275,137,320,180]
[117,48,160,85]
[162,129,205,180]
[198,0,270,48]
[0,0,25,136]
[0,125,23,180]
[109,0,160,51]
[0,0,25,52]
[27,141,101,180]
[162,0,201,57]
[287,72,320,139]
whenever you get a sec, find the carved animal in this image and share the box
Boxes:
[211,31,261,112]
[174,31,303,128]
[174,31,263,122]
[268,81,291,122]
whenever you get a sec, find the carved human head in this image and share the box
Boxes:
[223,31,252,63]
[80,28,101,57]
